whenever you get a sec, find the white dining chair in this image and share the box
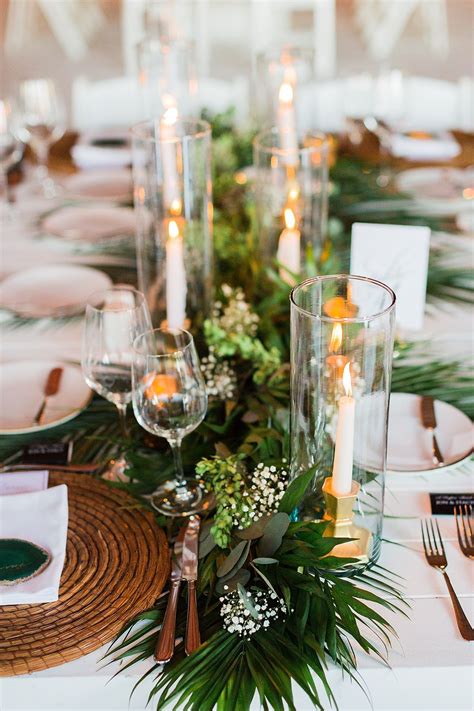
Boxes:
[4,0,106,61]
[354,0,449,62]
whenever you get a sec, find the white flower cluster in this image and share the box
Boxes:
[214,284,259,337]
[248,462,289,521]
[201,346,238,400]
[220,589,286,637]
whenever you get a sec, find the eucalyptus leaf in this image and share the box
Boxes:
[199,531,217,558]
[237,583,259,620]
[235,516,270,540]
[257,512,290,557]
[215,568,251,595]
[252,557,278,565]
[216,540,250,578]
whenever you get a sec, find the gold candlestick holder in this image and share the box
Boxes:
[322,477,371,563]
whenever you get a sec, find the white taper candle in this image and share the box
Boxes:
[331,362,355,495]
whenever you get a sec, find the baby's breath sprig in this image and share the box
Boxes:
[249,461,289,520]
[200,345,238,401]
[203,285,281,385]
[220,589,287,638]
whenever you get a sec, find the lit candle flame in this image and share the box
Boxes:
[279,82,293,104]
[168,219,180,239]
[162,106,178,126]
[170,198,182,216]
[342,362,352,397]
[284,207,296,230]
[288,186,299,201]
[329,322,342,353]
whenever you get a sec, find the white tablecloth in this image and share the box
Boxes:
[1,175,473,711]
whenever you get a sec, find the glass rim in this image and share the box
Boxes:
[256,45,315,64]
[85,286,147,313]
[130,118,211,143]
[136,35,195,54]
[133,327,194,357]
[290,274,396,323]
[253,127,329,158]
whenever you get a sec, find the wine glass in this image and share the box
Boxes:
[132,328,208,516]
[82,286,152,479]
[17,78,65,197]
[0,98,23,218]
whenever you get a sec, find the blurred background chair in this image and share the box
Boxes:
[5,0,106,62]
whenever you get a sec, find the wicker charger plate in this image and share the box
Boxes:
[0,472,169,676]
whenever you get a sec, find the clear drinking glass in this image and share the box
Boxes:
[82,287,152,476]
[253,127,329,281]
[17,78,66,197]
[0,98,22,217]
[290,275,396,572]
[132,328,208,516]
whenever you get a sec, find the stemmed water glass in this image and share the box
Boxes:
[82,286,152,479]
[17,78,65,197]
[132,328,208,516]
[0,98,22,218]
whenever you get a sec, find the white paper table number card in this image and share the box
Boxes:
[350,222,431,332]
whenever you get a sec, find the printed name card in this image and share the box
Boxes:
[350,222,430,331]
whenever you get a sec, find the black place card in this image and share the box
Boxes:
[21,442,72,466]
[430,493,474,515]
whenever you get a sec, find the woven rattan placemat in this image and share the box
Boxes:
[0,472,169,676]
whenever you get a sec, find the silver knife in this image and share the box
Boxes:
[181,516,201,656]
[420,395,444,466]
[154,525,186,663]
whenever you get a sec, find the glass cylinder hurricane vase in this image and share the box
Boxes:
[253,128,329,282]
[137,37,198,120]
[254,46,315,133]
[132,118,213,330]
[290,275,396,572]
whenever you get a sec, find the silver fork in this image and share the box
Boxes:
[420,519,474,641]
[454,505,474,559]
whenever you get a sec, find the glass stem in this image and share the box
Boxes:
[116,403,128,439]
[0,168,8,208]
[170,440,185,487]
[35,142,49,185]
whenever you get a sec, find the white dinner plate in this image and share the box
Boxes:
[60,169,132,202]
[396,167,474,214]
[0,264,112,318]
[0,360,92,434]
[41,205,136,243]
[387,393,473,475]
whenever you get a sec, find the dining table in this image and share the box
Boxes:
[1,129,473,711]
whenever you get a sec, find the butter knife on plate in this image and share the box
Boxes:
[181,516,201,655]
[33,367,63,425]
[420,395,445,466]
[155,524,186,663]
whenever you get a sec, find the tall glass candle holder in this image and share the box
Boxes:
[254,46,315,133]
[137,37,198,119]
[253,128,329,282]
[290,275,396,573]
[132,118,213,330]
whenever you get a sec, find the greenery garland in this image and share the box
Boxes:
[1,110,472,709]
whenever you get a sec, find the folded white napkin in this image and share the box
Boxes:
[0,485,68,605]
[389,131,461,161]
[72,128,132,169]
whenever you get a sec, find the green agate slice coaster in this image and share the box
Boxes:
[0,539,51,586]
